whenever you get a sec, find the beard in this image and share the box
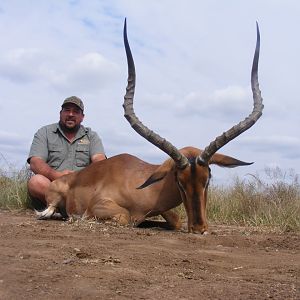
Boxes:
[59,120,80,133]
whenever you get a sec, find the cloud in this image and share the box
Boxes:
[0,47,120,94]
[100,126,171,164]
[0,131,30,168]
[0,48,46,83]
[0,1,299,179]
[175,85,252,121]
[0,130,28,144]
[48,52,120,93]
[239,135,300,159]
[140,92,176,108]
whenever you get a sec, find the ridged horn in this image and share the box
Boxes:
[198,22,263,166]
[123,19,189,169]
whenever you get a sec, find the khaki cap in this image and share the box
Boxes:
[62,96,84,111]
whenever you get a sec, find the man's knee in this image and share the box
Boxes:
[27,175,51,209]
[28,175,50,193]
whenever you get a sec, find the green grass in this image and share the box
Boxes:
[0,165,299,232]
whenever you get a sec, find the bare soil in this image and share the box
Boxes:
[0,209,299,300]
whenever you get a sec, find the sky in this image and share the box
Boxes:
[0,0,299,184]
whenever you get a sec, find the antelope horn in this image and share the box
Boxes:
[123,19,189,169]
[198,22,264,166]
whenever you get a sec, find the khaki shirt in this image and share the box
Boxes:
[27,123,105,171]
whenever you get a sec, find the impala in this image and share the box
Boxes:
[37,20,263,234]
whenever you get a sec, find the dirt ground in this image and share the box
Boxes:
[0,209,299,300]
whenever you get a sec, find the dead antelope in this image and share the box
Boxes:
[37,20,263,234]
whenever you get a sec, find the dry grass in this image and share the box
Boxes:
[0,166,31,209]
[207,167,300,232]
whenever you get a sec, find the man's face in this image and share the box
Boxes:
[60,103,84,130]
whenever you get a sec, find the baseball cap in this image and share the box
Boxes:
[62,96,84,111]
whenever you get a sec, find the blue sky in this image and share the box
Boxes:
[0,1,299,184]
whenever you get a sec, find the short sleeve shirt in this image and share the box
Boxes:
[27,123,105,171]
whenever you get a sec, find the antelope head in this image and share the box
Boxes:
[123,19,263,234]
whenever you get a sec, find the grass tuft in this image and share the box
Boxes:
[207,167,300,232]
[0,165,31,209]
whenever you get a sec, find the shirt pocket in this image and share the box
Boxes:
[75,144,90,167]
[47,143,64,168]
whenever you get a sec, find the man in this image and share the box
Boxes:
[27,96,106,209]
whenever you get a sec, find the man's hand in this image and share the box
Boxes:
[57,170,74,178]
[29,157,73,181]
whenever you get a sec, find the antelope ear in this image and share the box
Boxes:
[209,153,253,168]
[137,158,175,189]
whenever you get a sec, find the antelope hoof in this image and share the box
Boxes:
[188,225,208,234]
[35,207,56,220]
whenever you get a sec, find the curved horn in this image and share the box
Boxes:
[198,22,264,165]
[123,19,189,169]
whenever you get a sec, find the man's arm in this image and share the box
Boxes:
[89,129,106,163]
[29,157,73,181]
[91,153,106,163]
